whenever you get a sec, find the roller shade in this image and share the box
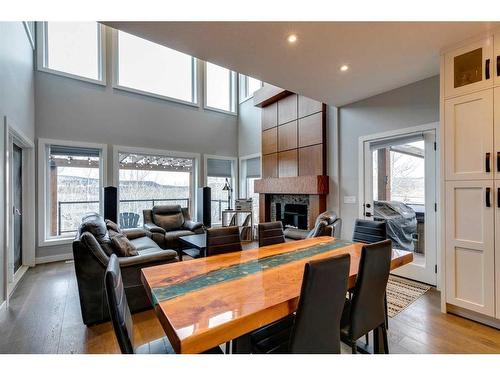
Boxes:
[207,158,233,178]
[49,145,101,158]
[246,157,260,178]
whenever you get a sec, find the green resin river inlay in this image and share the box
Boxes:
[151,239,353,304]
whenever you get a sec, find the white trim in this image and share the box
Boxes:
[439,56,446,311]
[35,253,74,265]
[238,74,263,104]
[0,300,6,316]
[238,153,262,199]
[37,138,108,247]
[110,28,199,108]
[36,22,107,87]
[23,21,35,50]
[112,144,201,219]
[203,61,238,115]
[7,265,29,297]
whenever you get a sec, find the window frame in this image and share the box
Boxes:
[111,29,199,107]
[37,138,108,247]
[36,22,107,86]
[112,145,201,220]
[203,61,238,116]
[238,74,263,104]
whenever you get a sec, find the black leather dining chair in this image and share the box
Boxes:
[258,221,285,247]
[352,219,387,244]
[206,226,242,256]
[249,254,351,354]
[104,254,223,354]
[340,240,392,354]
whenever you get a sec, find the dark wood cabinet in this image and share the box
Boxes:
[278,94,298,125]
[278,121,298,151]
[262,127,277,155]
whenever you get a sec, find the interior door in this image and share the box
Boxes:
[495,180,500,319]
[362,130,437,285]
[494,87,500,179]
[445,180,495,317]
[13,143,23,273]
[444,90,493,181]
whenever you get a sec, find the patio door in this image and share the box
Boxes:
[361,127,437,285]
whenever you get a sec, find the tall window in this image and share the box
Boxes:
[205,62,237,113]
[45,144,103,240]
[239,75,262,102]
[116,31,196,103]
[38,22,104,83]
[118,153,194,228]
[240,156,261,224]
[206,157,236,225]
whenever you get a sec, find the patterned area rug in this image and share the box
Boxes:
[386,275,431,318]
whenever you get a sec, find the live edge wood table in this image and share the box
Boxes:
[141,237,413,354]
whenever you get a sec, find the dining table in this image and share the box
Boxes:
[141,236,413,354]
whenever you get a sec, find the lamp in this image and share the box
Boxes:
[222,178,233,210]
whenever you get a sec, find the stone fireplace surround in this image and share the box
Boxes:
[269,194,310,229]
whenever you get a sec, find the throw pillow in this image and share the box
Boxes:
[111,234,138,257]
[105,220,121,233]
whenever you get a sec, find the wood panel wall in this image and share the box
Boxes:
[261,94,326,178]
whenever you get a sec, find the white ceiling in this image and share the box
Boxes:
[103,22,500,106]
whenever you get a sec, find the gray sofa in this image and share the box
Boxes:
[72,214,178,326]
[143,205,204,250]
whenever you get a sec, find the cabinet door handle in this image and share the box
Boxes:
[497,56,500,77]
[497,188,500,208]
[486,59,491,80]
[486,187,491,207]
[497,152,500,172]
[486,152,491,173]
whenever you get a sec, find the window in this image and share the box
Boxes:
[206,157,237,225]
[38,22,105,83]
[118,152,194,228]
[116,30,196,104]
[240,156,261,224]
[239,75,262,103]
[205,62,237,113]
[40,142,106,243]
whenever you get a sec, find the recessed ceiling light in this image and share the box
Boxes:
[339,64,349,72]
[287,34,297,44]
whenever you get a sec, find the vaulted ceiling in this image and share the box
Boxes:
[103,22,500,106]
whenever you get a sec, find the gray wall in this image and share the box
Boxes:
[35,28,238,260]
[336,75,440,239]
[0,22,36,304]
[238,98,261,157]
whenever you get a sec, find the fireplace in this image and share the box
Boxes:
[283,204,308,229]
[270,194,310,229]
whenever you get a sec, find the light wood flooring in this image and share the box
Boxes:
[0,260,499,354]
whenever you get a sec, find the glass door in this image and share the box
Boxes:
[362,130,437,285]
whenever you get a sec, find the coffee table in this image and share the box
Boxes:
[179,233,206,260]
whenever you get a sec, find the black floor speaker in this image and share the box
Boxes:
[104,186,118,223]
[197,186,211,228]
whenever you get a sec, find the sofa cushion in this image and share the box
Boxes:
[81,214,114,256]
[105,219,122,233]
[130,236,161,251]
[165,230,194,242]
[119,247,178,267]
[111,233,138,257]
[153,205,184,231]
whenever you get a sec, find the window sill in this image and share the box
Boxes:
[239,94,254,104]
[38,66,106,86]
[113,84,199,108]
[38,236,75,248]
[203,105,238,116]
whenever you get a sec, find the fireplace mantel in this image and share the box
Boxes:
[254,175,329,195]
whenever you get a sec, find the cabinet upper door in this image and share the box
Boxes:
[444,37,493,98]
[494,33,500,86]
[445,90,493,180]
[496,181,500,319]
[445,180,495,317]
[495,87,500,179]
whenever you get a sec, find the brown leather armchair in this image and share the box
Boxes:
[143,205,204,249]
[284,211,342,241]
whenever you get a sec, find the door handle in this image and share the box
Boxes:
[497,152,500,172]
[486,152,491,173]
[13,207,22,216]
[497,56,500,77]
[486,187,491,207]
[486,59,491,80]
[497,188,500,208]
[365,212,372,217]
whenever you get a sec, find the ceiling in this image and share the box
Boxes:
[103,22,500,106]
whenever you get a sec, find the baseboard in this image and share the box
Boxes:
[447,304,500,329]
[35,253,73,264]
[0,300,6,316]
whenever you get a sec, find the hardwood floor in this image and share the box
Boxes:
[0,260,499,354]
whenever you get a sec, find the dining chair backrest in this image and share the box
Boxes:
[104,254,135,354]
[352,219,387,244]
[206,226,242,256]
[289,254,351,354]
[349,240,392,340]
[258,221,285,247]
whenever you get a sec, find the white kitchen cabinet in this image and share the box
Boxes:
[444,90,493,181]
[445,180,495,317]
[444,37,493,98]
